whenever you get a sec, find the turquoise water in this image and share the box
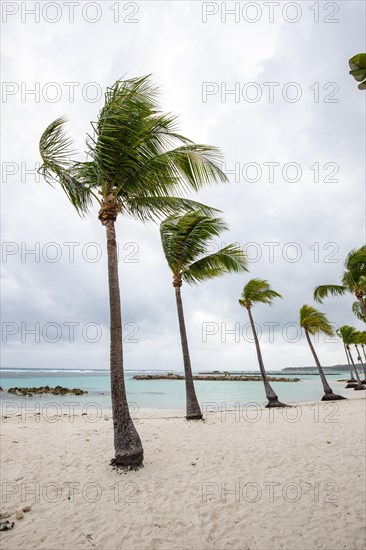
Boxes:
[0,368,353,412]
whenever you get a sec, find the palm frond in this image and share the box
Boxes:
[39,118,93,216]
[183,244,248,285]
[352,299,366,322]
[299,305,334,336]
[313,284,346,303]
[239,278,282,308]
[124,196,220,222]
[338,325,359,345]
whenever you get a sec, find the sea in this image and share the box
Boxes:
[0,367,352,413]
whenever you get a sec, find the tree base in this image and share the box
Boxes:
[354,385,366,391]
[321,393,346,401]
[345,382,358,388]
[110,449,144,470]
[265,397,288,408]
[186,414,203,421]
[361,380,366,384]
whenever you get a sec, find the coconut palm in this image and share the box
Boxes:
[160,212,248,419]
[338,326,365,391]
[39,76,228,467]
[336,328,357,387]
[357,331,366,382]
[353,331,366,382]
[239,279,286,407]
[299,305,345,400]
[314,246,366,322]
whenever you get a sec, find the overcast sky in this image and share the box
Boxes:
[1,0,365,371]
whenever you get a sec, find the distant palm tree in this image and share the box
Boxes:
[239,279,286,408]
[358,331,366,382]
[336,328,357,387]
[314,246,366,322]
[160,212,248,419]
[300,305,345,401]
[39,76,228,467]
[338,326,365,391]
[354,331,366,382]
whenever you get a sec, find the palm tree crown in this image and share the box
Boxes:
[313,246,366,321]
[338,325,359,346]
[239,278,282,310]
[299,305,335,336]
[160,212,248,285]
[39,75,227,221]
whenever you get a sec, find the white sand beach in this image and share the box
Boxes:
[1,397,365,550]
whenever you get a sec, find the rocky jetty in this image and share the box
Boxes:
[132,374,299,382]
[7,386,88,397]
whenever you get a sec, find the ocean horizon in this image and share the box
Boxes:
[0,366,352,411]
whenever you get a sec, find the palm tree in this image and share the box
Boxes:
[299,305,345,401]
[354,331,366,382]
[336,328,357,387]
[160,212,248,419]
[357,331,366,382]
[314,246,366,322]
[239,279,286,408]
[39,76,228,467]
[338,326,365,391]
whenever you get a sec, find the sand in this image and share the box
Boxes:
[0,397,365,550]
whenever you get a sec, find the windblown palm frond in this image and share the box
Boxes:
[338,325,359,345]
[313,284,346,302]
[299,305,334,337]
[352,299,366,322]
[239,278,282,309]
[183,244,247,285]
[160,211,247,282]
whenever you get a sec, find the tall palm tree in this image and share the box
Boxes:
[314,246,366,321]
[338,326,365,391]
[39,76,228,467]
[239,279,286,408]
[160,212,248,419]
[299,305,345,401]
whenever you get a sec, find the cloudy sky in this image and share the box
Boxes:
[1,0,365,371]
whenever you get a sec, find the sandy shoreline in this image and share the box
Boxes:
[1,397,365,550]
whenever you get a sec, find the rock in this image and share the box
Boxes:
[0,520,15,530]
[15,508,24,519]
[22,505,31,513]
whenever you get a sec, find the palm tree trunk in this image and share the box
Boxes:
[354,344,366,382]
[343,343,357,387]
[305,330,345,400]
[357,295,366,323]
[247,307,286,407]
[347,345,365,390]
[105,220,143,467]
[174,284,202,420]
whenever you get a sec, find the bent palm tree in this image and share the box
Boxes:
[239,279,286,408]
[338,326,365,390]
[300,305,345,401]
[336,328,357,387]
[357,331,366,382]
[39,76,228,467]
[314,246,366,322]
[160,212,248,419]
